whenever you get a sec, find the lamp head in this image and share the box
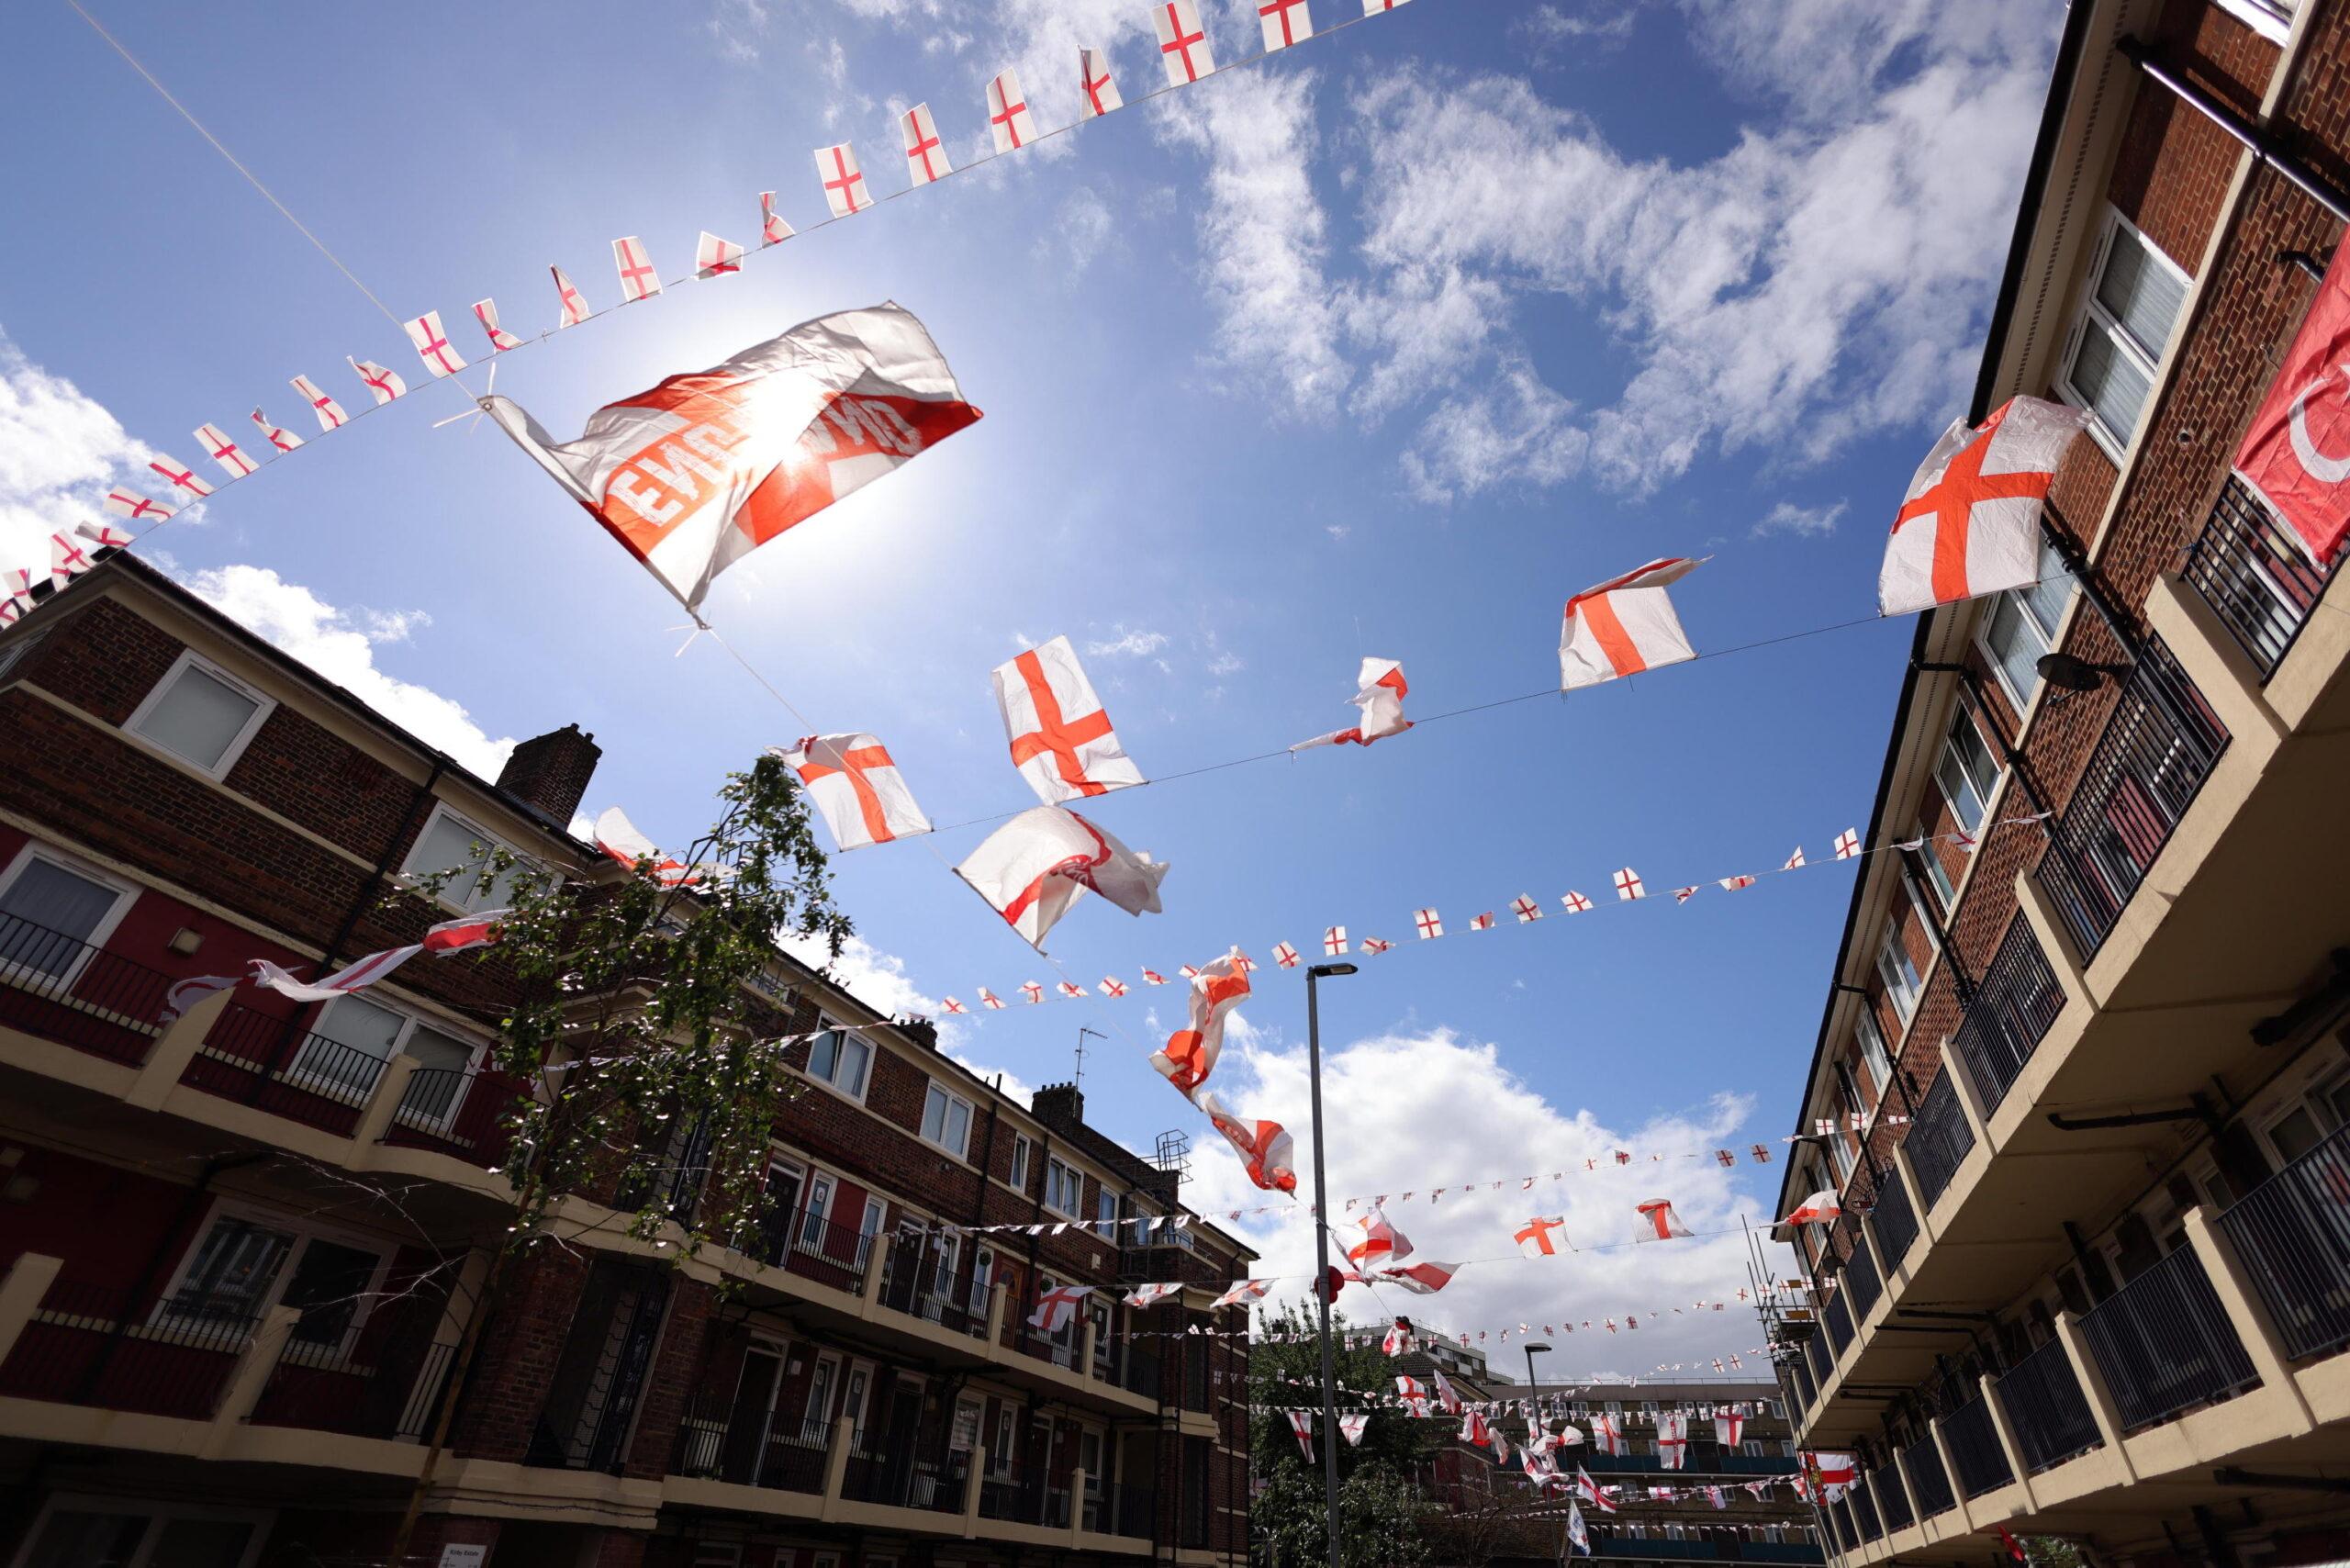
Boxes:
[2035,652,2132,692]
[1310,962,1359,978]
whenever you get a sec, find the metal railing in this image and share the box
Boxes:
[0,912,170,1065]
[1803,1331,1830,1393]
[1821,1287,1853,1359]
[249,1330,453,1440]
[2181,474,2338,678]
[1950,916,2066,1114]
[1995,1335,2100,1473]
[380,1066,522,1167]
[1839,1230,1882,1324]
[0,1271,252,1420]
[2077,1243,2258,1432]
[1941,1394,2012,1497]
[1870,1162,1919,1272]
[749,1204,878,1295]
[1905,1071,1975,1207]
[181,1006,383,1137]
[2037,640,2227,959]
[1113,1480,1158,1539]
[1869,1454,1911,1533]
[978,1456,1053,1526]
[2220,1120,2350,1362]
[670,1406,832,1494]
[841,1433,967,1512]
[1901,1438,1955,1518]
[1850,1471,1882,1540]
[876,1237,985,1338]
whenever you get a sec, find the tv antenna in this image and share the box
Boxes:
[1074,1026,1103,1091]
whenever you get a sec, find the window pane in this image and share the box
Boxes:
[839,1036,870,1096]
[136,665,261,771]
[397,1025,474,1122]
[1982,593,2049,705]
[281,1238,380,1347]
[2271,1106,2324,1165]
[2071,316,2154,442]
[809,1031,839,1082]
[21,1510,150,1568]
[2022,540,2073,637]
[922,1085,946,1143]
[0,857,119,974]
[1934,747,1986,834]
[171,1216,294,1323]
[2096,229,2187,360]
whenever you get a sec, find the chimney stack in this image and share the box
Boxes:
[496,723,602,824]
[1032,1081,1086,1132]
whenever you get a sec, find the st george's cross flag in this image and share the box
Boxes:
[402,314,467,379]
[1434,1368,1464,1416]
[1714,1411,1745,1448]
[1212,1278,1272,1308]
[1561,557,1704,689]
[776,734,931,848]
[1380,1258,1459,1294]
[348,358,406,407]
[1028,1282,1092,1333]
[1259,0,1314,49]
[1636,1198,1692,1240]
[1342,1206,1412,1270]
[954,805,1167,950]
[50,532,96,591]
[2236,240,2350,566]
[695,231,746,280]
[552,265,592,328]
[760,192,794,245]
[1078,46,1123,118]
[1782,1190,1841,1226]
[1293,656,1412,750]
[986,68,1039,153]
[992,634,1147,803]
[1879,395,2087,615]
[1151,946,1250,1092]
[901,103,951,185]
[1516,1215,1568,1258]
[473,298,525,352]
[1286,1410,1315,1461]
[593,805,698,886]
[1125,1281,1182,1308]
[485,305,981,610]
[105,487,172,522]
[1192,1088,1297,1192]
[1337,1412,1370,1446]
[290,374,348,431]
[0,568,35,627]
[1152,0,1216,85]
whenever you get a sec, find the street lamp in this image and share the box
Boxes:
[1306,961,1356,1568]
[1523,1341,1551,1453]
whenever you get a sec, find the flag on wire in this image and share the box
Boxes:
[1292,656,1410,750]
[901,103,950,185]
[695,232,745,279]
[290,375,348,431]
[1078,46,1123,117]
[348,357,406,407]
[1192,1088,1297,1192]
[816,142,872,217]
[1469,912,1496,931]
[954,805,1167,949]
[1272,941,1301,968]
[1212,1278,1271,1308]
[1879,395,2086,615]
[612,236,663,301]
[760,192,794,245]
[1259,0,1313,49]
[1516,1215,1568,1258]
[552,265,592,328]
[0,568,32,627]
[402,313,468,379]
[1152,0,1215,85]
[592,806,699,886]
[987,68,1038,152]
[1323,925,1348,956]
[1782,1190,1841,1226]
[50,532,95,590]
[776,734,931,849]
[249,943,424,1002]
[250,408,302,454]
[1636,1199,1691,1240]
[147,454,214,498]
[1414,908,1443,939]
[1151,946,1249,1092]
[195,423,257,479]
[1028,1283,1091,1333]
[1338,1412,1369,1446]
[1562,890,1594,913]
[1286,1410,1315,1461]
[473,298,525,352]
[1100,977,1128,997]
[1125,1282,1181,1308]
[1561,557,1703,689]
[1835,827,1861,859]
[484,304,981,611]
[1381,1259,1458,1294]
[993,634,1146,803]
[1613,868,1644,901]
[74,523,132,552]
[105,489,172,522]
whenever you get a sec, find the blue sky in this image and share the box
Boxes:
[0,0,2059,1373]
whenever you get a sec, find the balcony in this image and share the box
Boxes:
[1948,915,2066,1117]
[2078,1240,2260,1433]
[0,913,170,1066]
[2180,475,2338,679]
[671,1401,830,1495]
[1867,1161,1919,1274]
[1939,1393,2011,1500]
[1865,1453,1909,1535]
[1900,1436,1954,1521]
[2218,1118,2350,1363]
[1903,1070,1975,1208]
[1992,1334,2099,1475]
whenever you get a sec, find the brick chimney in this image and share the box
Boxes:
[496,723,602,823]
[1032,1081,1085,1134]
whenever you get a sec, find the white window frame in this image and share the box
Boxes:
[1854,1006,1895,1099]
[282,993,483,1127]
[0,841,139,988]
[2056,207,2192,457]
[6,1495,274,1568]
[1044,1155,1084,1219]
[121,648,275,780]
[921,1080,974,1160]
[1009,1132,1034,1193]
[399,801,535,914]
[805,1351,841,1431]
[801,1021,872,1103]
[1874,919,1923,1025]
[151,1199,392,1361]
[1975,539,2075,713]
[1932,704,2001,837]
[2214,0,2294,44]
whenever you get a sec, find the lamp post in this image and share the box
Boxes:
[1306,961,1356,1568]
[1524,1342,1555,1561]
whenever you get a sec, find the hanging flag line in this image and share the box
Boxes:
[61,0,1428,546]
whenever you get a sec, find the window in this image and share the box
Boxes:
[15,1501,267,1568]
[1045,1156,1084,1217]
[124,652,272,778]
[1874,919,1923,1024]
[1912,819,1958,910]
[1933,706,2001,835]
[952,1397,983,1451]
[401,804,532,913]
[0,846,132,981]
[2214,0,2295,49]
[292,993,476,1115]
[1979,538,2075,707]
[805,1026,871,1099]
[2060,211,2188,451]
[1854,1008,1896,1099]
[968,1244,996,1316]
[1742,1439,1765,1457]
[991,1407,1016,1473]
[1010,1133,1034,1192]
[921,1081,973,1159]
[800,1172,837,1249]
[158,1208,387,1354]
[1096,1183,1118,1229]
[806,1355,838,1428]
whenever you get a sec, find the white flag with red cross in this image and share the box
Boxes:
[195,423,257,479]
[1142,969,1167,985]
[1258,0,1313,49]
[1152,946,1249,1093]
[1078,46,1123,118]
[1561,890,1594,913]
[402,313,469,379]
[1322,925,1348,956]
[423,909,509,953]
[552,265,592,328]
[1338,1412,1370,1446]
[249,408,303,454]
[1636,1198,1691,1240]
[1021,980,1046,1005]
[148,454,215,498]
[612,236,663,302]
[1094,977,1125,998]
[760,192,794,245]
[776,734,930,849]
[1673,885,1699,904]
[1782,1190,1841,1226]
[1360,935,1393,954]
[1272,941,1300,968]
[900,103,950,185]
[1125,1282,1182,1308]
[1715,1412,1745,1448]
[1720,874,1756,891]
[1880,395,2086,615]
[349,357,407,407]
[1395,1374,1427,1400]
[1835,828,1862,859]
[1468,912,1495,932]
[1192,1088,1297,1192]
[992,634,1145,803]
[1412,909,1442,939]
[979,988,1004,1010]
[249,943,426,1003]
[484,304,982,611]
[1292,656,1411,750]
[75,522,133,552]
[1286,1410,1315,1461]
[941,997,968,1014]
[1511,894,1541,924]
[1784,846,1806,869]
[1,569,34,627]
[1382,1259,1457,1294]
[592,806,698,886]
[1152,0,1215,85]
[1561,556,1704,689]
[695,232,745,280]
[1515,1215,1568,1258]
[1212,1278,1271,1308]
[1613,868,1644,901]
[955,804,1168,950]
[473,298,525,352]
[1056,980,1085,999]
[987,68,1038,153]
[1342,1206,1412,1269]
[1437,1369,1465,1417]
[50,532,96,590]
[105,489,173,523]
[290,375,349,431]
[1028,1282,1093,1333]
[815,142,872,217]
[1363,0,1409,11]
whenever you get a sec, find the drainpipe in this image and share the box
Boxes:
[2118,36,2350,225]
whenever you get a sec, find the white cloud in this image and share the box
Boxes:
[1400,360,1588,505]
[1206,650,1245,677]
[1182,1025,1791,1374]
[180,565,520,780]
[1751,498,1847,539]
[1084,625,1170,657]
[703,0,771,62]
[1513,1,1639,55]
[1041,186,1120,274]
[0,329,155,574]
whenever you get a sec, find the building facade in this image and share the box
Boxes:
[0,554,1254,1568]
[1769,0,2350,1564]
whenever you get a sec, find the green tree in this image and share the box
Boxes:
[389,754,852,1562]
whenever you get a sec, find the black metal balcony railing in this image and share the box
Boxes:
[0,913,175,1065]
[667,1408,830,1495]
[1782,1361,1811,1420]
[2078,1243,2258,1433]
[1121,1345,1161,1400]
[2181,475,2339,678]
[842,1434,968,1513]
[1906,1071,1976,1207]
[1850,1470,1882,1540]
[2037,640,2227,960]
[1113,1481,1158,1539]
[1902,1438,1955,1518]
[750,1204,877,1295]
[1839,1230,1882,1323]
[1994,1334,2100,1473]
[1869,1454,1912,1534]
[1870,1161,1919,1272]
[1827,1501,1854,1551]
[248,1320,453,1441]
[1803,1331,1831,1393]
[379,1065,521,1168]
[1821,1283,1854,1359]
[876,1237,985,1338]
[182,1006,378,1138]
[1950,916,2067,1115]
[1941,1394,2013,1498]
[0,1271,253,1420]
[2220,1119,2350,1362]
[978,1457,1053,1526]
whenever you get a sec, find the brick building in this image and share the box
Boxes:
[0,553,1255,1568]
[1764,0,2350,1563]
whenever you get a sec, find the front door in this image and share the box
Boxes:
[881,1380,924,1504]
[720,1344,782,1484]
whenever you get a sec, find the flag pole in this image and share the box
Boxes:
[1305,961,1355,1568]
